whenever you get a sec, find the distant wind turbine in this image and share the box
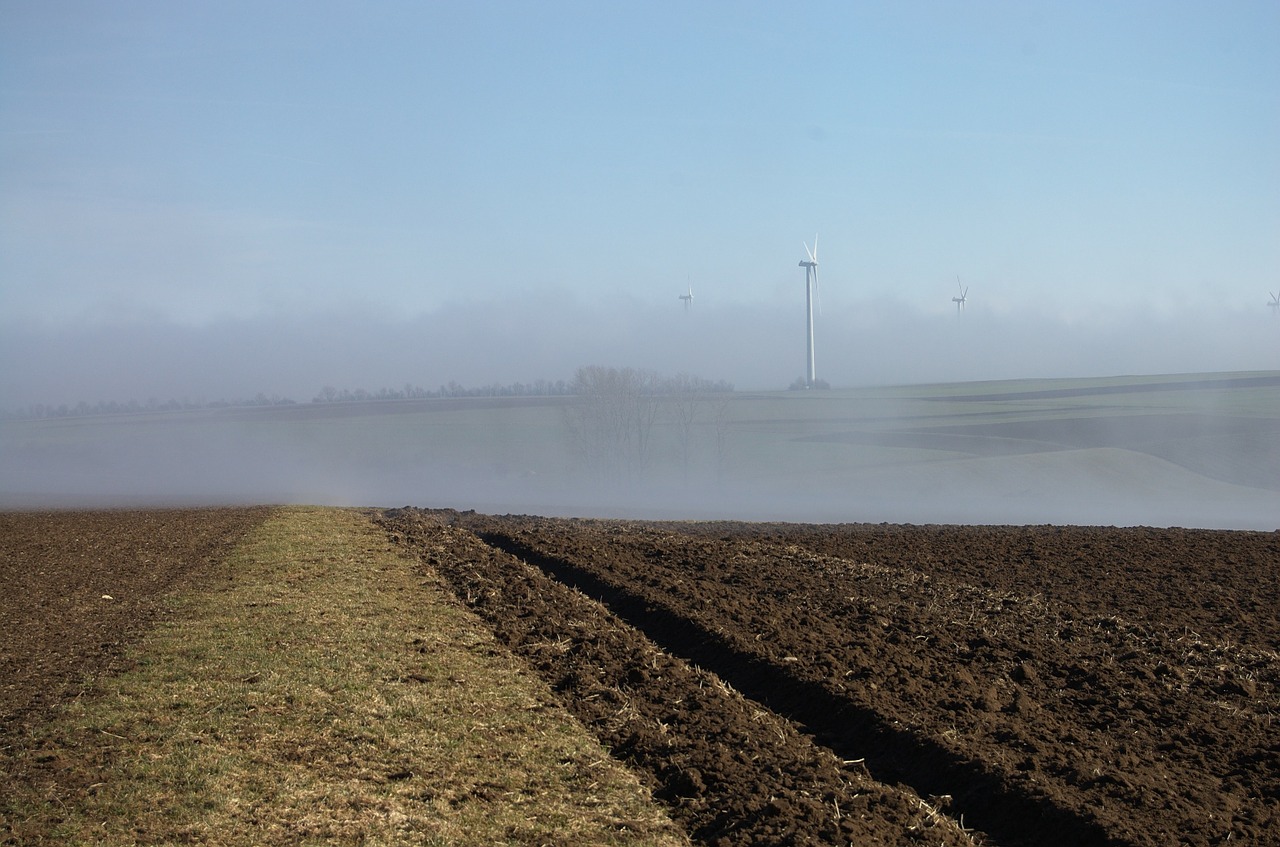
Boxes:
[1269,291,1279,314]
[799,236,819,388]
[952,277,968,313]
[679,281,693,312]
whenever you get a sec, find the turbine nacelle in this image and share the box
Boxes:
[799,237,818,268]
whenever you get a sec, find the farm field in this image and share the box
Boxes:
[0,507,271,727]
[381,508,1280,847]
[3,370,1278,529]
[1,507,688,846]
[7,505,1272,845]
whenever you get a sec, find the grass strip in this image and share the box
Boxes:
[3,506,687,846]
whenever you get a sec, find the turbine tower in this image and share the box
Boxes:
[952,277,968,312]
[799,236,819,388]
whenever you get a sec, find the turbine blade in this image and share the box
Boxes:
[804,241,815,263]
[812,234,818,262]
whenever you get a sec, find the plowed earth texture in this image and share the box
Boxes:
[5,508,1277,846]
[379,509,977,847]
[379,509,1280,847]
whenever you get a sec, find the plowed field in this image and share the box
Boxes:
[5,508,1277,846]
[380,508,1280,847]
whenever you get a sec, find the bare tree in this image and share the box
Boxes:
[567,366,664,485]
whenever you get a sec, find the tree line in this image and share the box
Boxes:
[3,380,566,420]
[312,379,577,404]
[4,371,732,421]
[4,394,296,421]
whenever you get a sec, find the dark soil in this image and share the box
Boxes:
[379,508,1280,847]
[379,509,976,847]
[5,507,1275,846]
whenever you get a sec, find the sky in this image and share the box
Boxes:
[2,0,1278,408]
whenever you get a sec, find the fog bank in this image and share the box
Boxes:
[3,295,1277,412]
[2,374,1278,530]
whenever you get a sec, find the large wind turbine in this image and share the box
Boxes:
[952,277,968,312]
[679,281,693,312]
[1269,291,1279,314]
[799,236,819,387]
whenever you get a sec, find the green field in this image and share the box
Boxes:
[3,372,1278,528]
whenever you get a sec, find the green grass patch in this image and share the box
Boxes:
[2,507,687,846]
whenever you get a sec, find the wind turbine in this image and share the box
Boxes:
[1269,291,1279,314]
[679,281,693,312]
[799,236,819,388]
[952,276,968,313]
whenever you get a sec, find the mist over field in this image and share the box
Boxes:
[4,298,1278,532]
[2,294,1276,411]
[2,334,1278,530]
[4,3,1278,528]
[3,272,1277,534]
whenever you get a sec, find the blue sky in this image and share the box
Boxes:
[2,1,1278,402]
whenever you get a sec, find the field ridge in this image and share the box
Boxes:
[1,506,686,846]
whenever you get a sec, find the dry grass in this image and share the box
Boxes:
[3,506,687,846]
